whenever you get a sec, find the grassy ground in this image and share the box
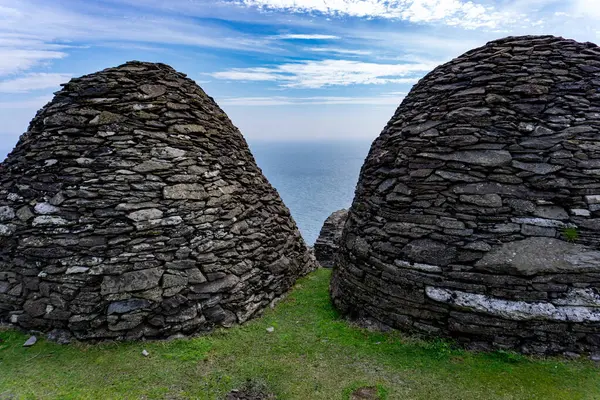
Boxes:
[1,269,599,400]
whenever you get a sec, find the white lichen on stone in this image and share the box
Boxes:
[151,146,186,159]
[425,286,600,322]
[32,216,69,227]
[7,193,22,202]
[65,266,90,275]
[75,158,94,165]
[553,288,600,307]
[585,195,600,204]
[0,224,15,236]
[394,259,442,273]
[571,209,591,217]
[34,202,60,215]
[511,217,576,228]
[127,208,163,222]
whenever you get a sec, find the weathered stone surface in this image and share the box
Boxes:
[192,275,240,294]
[34,203,60,215]
[586,195,600,204]
[16,206,34,221]
[0,61,316,341]
[521,224,556,237]
[127,208,163,222]
[475,238,600,275]
[0,206,15,221]
[169,124,206,134]
[314,209,348,268]
[163,184,208,200]
[331,35,600,355]
[89,111,125,125]
[101,268,163,294]
[140,84,166,98]
[107,299,152,314]
[402,239,456,266]
[47,329,72,345]
[151,146,186,159]
[133,160,172,173]
[534,206,568,220]
[512,161,562,175]
[0,224,15,236]
[460,194,502,208]
[419,150,512,167]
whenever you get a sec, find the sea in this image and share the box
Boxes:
[248,140,372,245]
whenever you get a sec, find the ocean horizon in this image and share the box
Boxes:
[249,139,372,245]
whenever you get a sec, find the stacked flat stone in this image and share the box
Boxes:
[314,209,348,268]
[331,35,600,355]
[0,61,316,341]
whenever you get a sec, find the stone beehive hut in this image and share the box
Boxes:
[331,35,600,355]
[0,61,316,341]
[314,209,348,268]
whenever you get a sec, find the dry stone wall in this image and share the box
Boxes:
[331,36,600,355]
[314,209,348,268]
[0,61,316,341]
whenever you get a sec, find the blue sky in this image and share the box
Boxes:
[1,0,599,159]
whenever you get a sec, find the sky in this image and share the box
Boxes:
[1,0,600,159]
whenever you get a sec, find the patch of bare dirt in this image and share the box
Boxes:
[350,386,379,400]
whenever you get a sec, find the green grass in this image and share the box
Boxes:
[1,269,598,399]
[562,227,580,242]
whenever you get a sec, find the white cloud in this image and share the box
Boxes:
[0,0,279,78]
[211,59,432,88]
[276,34,340,40]
[306,47,372,56]
[0,36,79,50]
[0,73,71,93]
[0,5,69,75]
[572,0,600,18]
[0,95,52,109]
[219,94,406,106]
[236,0,510,29]
[0,47,67,76]
[0,4,19,16]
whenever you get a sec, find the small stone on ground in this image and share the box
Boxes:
[23,336,37,347]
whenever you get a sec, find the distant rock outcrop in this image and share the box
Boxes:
[0,61,317,341]
[314,209,348,268]
[331,36,600,355]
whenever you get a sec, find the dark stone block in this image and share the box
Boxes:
[107,299,152,315]
[402,239,456,266]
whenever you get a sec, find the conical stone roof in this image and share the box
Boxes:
[331,35,600,355]
[0,61,316,341]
